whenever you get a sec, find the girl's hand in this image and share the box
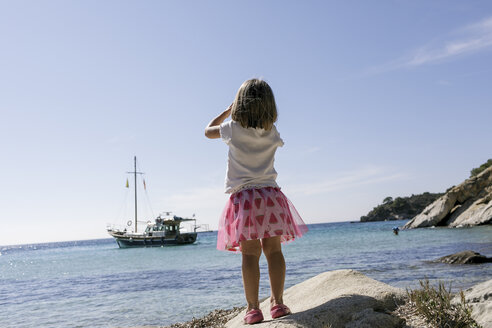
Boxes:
[204,103,233,139]
[223,103,233,117]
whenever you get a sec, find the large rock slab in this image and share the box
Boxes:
[446,187,492,227]
[456,279,492,328]
[404,192,458,228]
[405,166,492,229]
[225,270,406,328]
[435,250,492,264]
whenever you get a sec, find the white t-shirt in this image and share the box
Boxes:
[220,120,284,194]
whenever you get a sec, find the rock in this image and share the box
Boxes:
[225,270,406,328]
[455,279,492,328]
[446,187,492,227]
[404,192,458,228]
[404,166,492,229]
[435,250,492,264]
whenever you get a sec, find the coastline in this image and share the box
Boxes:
[157,270,490,328]
[159,305,433,328]
[159,305,431,328]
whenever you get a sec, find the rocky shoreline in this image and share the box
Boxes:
[360,162,492,228]
[158,269,490,328]
[163,305,434,328]
[404,166,492,229]
[163,305,433,328]
[164,307,245,328]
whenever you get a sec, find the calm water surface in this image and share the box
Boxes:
[1,221,491,327]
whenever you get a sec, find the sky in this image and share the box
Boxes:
[1,1,491,246]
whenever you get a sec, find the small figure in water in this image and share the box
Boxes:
[393,226,399,235]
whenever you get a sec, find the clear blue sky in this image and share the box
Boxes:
[1,1,491,246]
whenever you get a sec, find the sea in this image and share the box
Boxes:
[1,220,491,328]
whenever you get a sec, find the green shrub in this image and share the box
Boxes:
[470,159,492,177]
[407,279,481,328]
[360,192,443,221]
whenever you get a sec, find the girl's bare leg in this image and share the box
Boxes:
[261,236,285,306]
[240,239,262,311]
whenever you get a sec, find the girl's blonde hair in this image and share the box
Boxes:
[231,78,277,130]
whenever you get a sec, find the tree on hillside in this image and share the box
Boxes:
[392,197,407,211]
[470,159,492,177]
[383,197,393,204]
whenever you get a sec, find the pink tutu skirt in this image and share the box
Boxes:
[217,187,308,252]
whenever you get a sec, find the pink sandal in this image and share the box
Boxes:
[270,304,291,319]
[244,309,264,324]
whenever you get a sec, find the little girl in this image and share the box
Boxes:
[205,78,308,324]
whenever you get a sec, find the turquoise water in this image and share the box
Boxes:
[1,221,491,328]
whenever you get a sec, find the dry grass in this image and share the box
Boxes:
[165,307,244,328]
[406,280,481,328]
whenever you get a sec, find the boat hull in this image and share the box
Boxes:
[110,233,197,248]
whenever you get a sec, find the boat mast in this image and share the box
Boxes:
[134,156,137,232]
[127,156,143,233]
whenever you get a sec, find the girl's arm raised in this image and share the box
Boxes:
[204,105,232,139]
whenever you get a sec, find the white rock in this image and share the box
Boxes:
[447,191,492,227]
[225,270,405,328]
[455,279,492,328]
[404,192,457,228]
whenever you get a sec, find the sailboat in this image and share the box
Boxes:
[107,156,198,248]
